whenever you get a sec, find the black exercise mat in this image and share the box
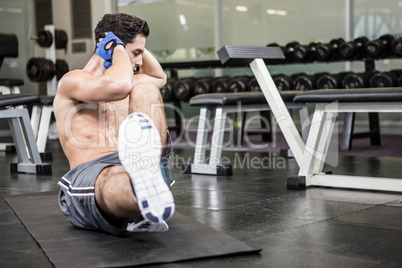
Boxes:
[4,192,260,267]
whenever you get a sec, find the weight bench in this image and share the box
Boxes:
[213,45,402,192]
[0,79,24,94]
[0,96,54,159]
[290,88,402,192]
[0,94,51,174]
[182,91,309,176]
[181,46,310,175]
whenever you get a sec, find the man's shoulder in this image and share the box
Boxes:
[56,69,88,97]
[55,71,85,106]
[60,69,89,81]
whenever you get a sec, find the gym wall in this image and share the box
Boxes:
[0,0,36,93]
[1,1,402,132]
[119,0,402,74]
[119,0,402,132]
[0,0,114,95]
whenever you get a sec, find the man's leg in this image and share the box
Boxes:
[118,83,174,223]
[94,165,169,232]
[94,83,173,229]
[128,83,167,155]
[95,165,140,219]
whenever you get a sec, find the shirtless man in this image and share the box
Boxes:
[54,13,175,236]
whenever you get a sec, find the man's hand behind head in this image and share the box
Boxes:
[96,32,125,68]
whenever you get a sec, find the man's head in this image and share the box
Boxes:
[94,13,149,50]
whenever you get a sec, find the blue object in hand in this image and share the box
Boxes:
[96,32,125,68]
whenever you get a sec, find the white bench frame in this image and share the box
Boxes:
[31,104,54,154]
[185,100,309,175]
[297,102,402,192]
[0,84,53,155]
[251,58,402,193]
[0,108,51,174]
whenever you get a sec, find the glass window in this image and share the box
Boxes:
[119,0,215,62]
[118,0,402,74]
[118,0,347,75]
[0,0,35,93]
[353,0,402,71]
[222,0,345,46]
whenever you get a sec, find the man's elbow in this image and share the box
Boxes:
[101,75,133,97]
[120,81,134,96]
[156,73,167,89]
[110,80,133,99]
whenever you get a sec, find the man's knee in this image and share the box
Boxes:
[95,166,136,217]
[131,83,162,103]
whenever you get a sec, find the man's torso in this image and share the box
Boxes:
[54,90,130,169]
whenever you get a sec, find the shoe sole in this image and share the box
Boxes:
[118,113,175,223]
[126,219,169,232]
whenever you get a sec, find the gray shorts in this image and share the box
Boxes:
[58,134,173,236]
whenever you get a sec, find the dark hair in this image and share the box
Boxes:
[94,13,149,51]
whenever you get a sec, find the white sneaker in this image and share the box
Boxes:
[126,216,169,232]
[118,113,175,224]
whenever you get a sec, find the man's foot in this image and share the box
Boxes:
[118,113,175,223]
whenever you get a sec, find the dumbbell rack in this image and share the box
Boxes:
[280,36,402,150]
[30,25,59,160]
[161,60,225,136]
[161,59,283,145]
[161,38,398,152]
[44,25,57,95]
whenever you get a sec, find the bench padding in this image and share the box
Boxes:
[0,79,24,87]
[39,95,54,105]
[0,94,40,108]
[217,46,285,65]
[294,88,402,103]
[0,33,18,58]
[189,91,298,106]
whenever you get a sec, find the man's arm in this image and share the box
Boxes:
[133,49,167,89]
[58,45,133,104]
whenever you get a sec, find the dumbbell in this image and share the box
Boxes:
[55,59,69,80]
[341,71,378,89]
[26,58,56,82]
[33,29,68,49]
[283,41,300,63]
[391,37,402,56]
[293,72,328,91]
[211,76,231,93]
[289,72,307,87]
[292,42,320,63]
[160,78,177,102]
[369,70,402,88]
[193,77,213,95]
[314,38,345,62]
[272,74,293,91]
[35,30,53,48]
[365,34,395,58]
[247,77,261,92]
[316,72,352,89]
[54,30,68,49]
[228,76,250,92]
[173,77,195,101]
[339,36,369,60]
